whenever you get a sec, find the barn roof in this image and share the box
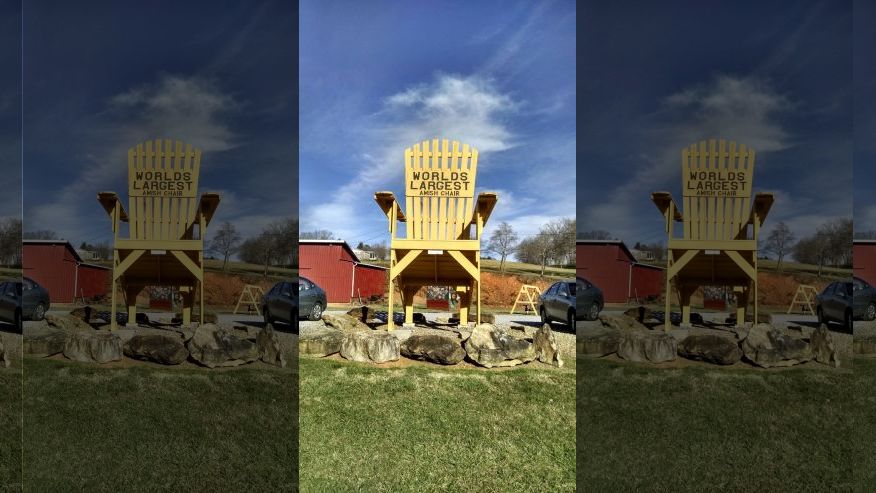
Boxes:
[23,239,111,270]
[299,239,387,269]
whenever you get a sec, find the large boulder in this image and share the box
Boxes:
[63,331,123,363]
[340,331,400,363]
[23,324,68,357]
[400,334,465,365]
[741,323,812,368]
[463,324,536,368]
[46,314,93,332]
[577,330,620,357]
[617,332,677,363]
[533,324,563,367]
[123,333,188,365]
[623,307,652,323]
[69,306,93,323]
[810,324,840,368]
[257,325,286,367]
[322,313,370,332]
[346,306,371,322]
[599,314,648,332]
[186,324,258,368]
[677,334,742,365]
[854,335,876,356]
[299,328,344,357]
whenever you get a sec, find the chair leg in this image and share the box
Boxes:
[111,277,118,331]
[387,277,394,331]
[680,285,694,325]
[199,279,205,326]
[458,286,469,326]
[664,273,672,332]
[181,286,192,326]
[125,285,141,327]
[734,286,746,327]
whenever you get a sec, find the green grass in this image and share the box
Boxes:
[299,357,575,491]
[22,358,296,492]
[578,357,855,491]
[854,358,876,491]
[0,368,21,492]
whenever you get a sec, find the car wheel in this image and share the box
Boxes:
[309,302,323,321]
[588,303,600,321]
[867,303,876,321]
[33,303,46,321]
[540,307,549,325]
[263,306,273,327]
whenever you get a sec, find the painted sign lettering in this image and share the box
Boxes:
[130,170,197,198]
[684,169,750,198]
[406,170,474,198]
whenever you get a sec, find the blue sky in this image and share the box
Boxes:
[0,0,21,221]
[855,0,876,232]
[299,0,576,251]
[23,0,296,245]
[578,1,852,247]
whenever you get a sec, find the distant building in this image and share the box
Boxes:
[352,248,378,261]
[76,249,101,262]
[576,239,664,303]
[300,239,387,303]
[630,248,655,262]
[23,239,111,303]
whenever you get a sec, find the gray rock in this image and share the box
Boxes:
[186,324,258,368]
[617,332,677,363]
[623,306,652,323]
[463,324,536,368]
[322,313,370,332]
[257,325,286,367]
[599,314,649,332]
[854,335,876,355]
[533,324,563,367]
[23,324,68,357]
[400,334,465,365]
[63,331,123,363]
[810,324,840,368]
[299,328,344,357]
[387,329,413,343]
[577,331,620,357]
[46,314,93,332]
[340,331,400,363]
[677,334,742,365]
[69,306,93,323]
[741,323,812,368]
[123,333,188,365]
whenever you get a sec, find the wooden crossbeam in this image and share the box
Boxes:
[510,285,543,314]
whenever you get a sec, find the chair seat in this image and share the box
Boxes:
[114,238,204,251]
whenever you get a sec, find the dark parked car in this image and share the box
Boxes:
[298,277,327,321]
[0,281,21,329]
[815,281,852,330]
[22,277,49,321]
[853,276,876,321]
[538,279,576,328]
[576,276,604,321]
[263,280,298,326]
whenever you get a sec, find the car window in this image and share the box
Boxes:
[842,283,852,297]
[568,282,576,296]
[23,279,33,290]
[545,283,558,296]
[558,283,569,297]
[5,283,16,297]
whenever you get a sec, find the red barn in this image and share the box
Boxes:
[299,239,387,303]
[576,239,664,303]
[854,240,876,286]
[23,239,111,304]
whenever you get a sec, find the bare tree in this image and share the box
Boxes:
[764,221,795,272]
[23,230,58,240]
[577,229,613,240]
[0,218,21,266]
[371,242,388,261]
[210,221,242,271]
[487,222,518,272]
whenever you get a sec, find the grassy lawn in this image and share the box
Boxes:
[299,357,575,491]
[578,357,855,491]
[0,368,21,492]
[23,358,296,492]
[854,358,876,491]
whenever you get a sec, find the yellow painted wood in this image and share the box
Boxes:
[375,138,497,329]
[510,285,543,314]
[652,139,773,330]
[98,139,220,329]
[234,285,266,316]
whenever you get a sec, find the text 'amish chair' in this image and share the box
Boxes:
[652,139,773,330]
[98,139,220,329]
[375,139,497,330]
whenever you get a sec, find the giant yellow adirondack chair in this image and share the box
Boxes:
[98,139,220,329]
[652,139,773,330]
[375,139,497,330]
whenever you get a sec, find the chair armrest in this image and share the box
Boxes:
[374,192,406,222]
[651,192,682,222]
[473,192,498,226]
[97,192,128,222]
[197,193,221,227]
[749,192,774,225]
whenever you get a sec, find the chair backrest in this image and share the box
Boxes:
[681,139,754,241]
[127,139,201,241]
[403,138,478,241]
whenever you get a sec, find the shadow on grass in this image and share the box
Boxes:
[578,357,856,491]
